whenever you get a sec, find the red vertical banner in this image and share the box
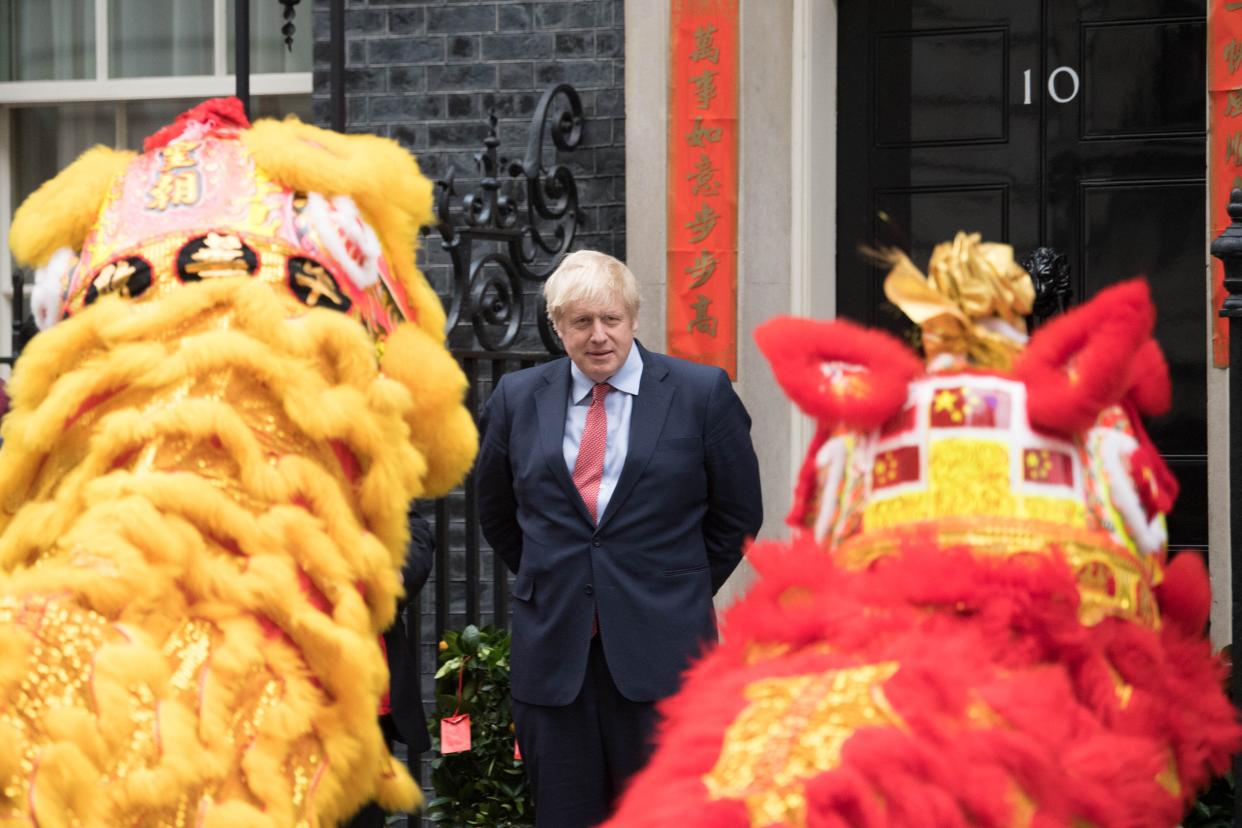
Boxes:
[1209,2,1242,366]
[668,0,739,379]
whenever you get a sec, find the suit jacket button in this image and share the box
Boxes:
[592,539,601,548]
[585,584,594,595]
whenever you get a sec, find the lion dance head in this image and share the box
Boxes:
[0,98,476,825]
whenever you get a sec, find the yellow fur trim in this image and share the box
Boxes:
[241,117,446,343]
[380,323,479,497]
[0,279,480,825]
[9,145,134,267]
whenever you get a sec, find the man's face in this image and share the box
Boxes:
[556,295,638,383]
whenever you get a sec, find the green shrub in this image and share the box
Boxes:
[426,624,533,827]
[1182,773,1234,828]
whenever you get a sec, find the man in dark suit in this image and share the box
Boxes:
[347,505,435,828]
[476,250,763,827]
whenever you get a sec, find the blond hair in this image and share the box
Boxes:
[544,250,641,324]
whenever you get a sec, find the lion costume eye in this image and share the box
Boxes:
[84,256,153,305]
[287,257,352,312]
[176,233,259,282]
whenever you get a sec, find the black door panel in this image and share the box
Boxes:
[1080,19,1205,139]
[839,0,1041,336]
[874,27,1010,146]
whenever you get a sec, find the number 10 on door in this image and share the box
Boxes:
[1024,67,1080,104]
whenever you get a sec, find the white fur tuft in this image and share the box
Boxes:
[31,246,78,331]
[303,192,383,290]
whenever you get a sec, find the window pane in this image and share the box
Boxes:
[250,94,312,122]
[227,1,312,74]
[120,96,312,153]
[110,0,212,78]
[10,104,115,303]
[13,104,115,213]
[122,98,202,151]
[1,0,95,81]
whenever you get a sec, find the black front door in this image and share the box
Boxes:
[837,0,1208,551]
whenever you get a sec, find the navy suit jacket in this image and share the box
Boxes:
[476,341,763,705]
[384,506,434,754]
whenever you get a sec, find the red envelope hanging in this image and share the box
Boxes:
[441,713,472,754]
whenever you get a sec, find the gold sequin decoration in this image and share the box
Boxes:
[742,642,791,666]
[929,439,1013,517]
[229,673,284,750]
[163,619,215,698]
[1105,663,1133,710]
[703,662,904,827]
[287,732,327,825]
[833,517,1161,629]
[964,696,1009,730]
[862,439,1087,532]
[1155,753,1181,797]
[1008,784,1037,828]
[107,683,160,779]
[0,596,113,819]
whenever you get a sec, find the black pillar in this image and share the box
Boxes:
[1210,187,1242,828]
[234,0,249,118]
[329,0,346,132]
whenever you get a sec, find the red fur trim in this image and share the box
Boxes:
[1127,339,1172,417]
[605,536,1240,828]
[1014,279,1155,435]
[788,422,832,528]
[754,317,923,431]
[1122,398,1179,517]
[1156,551,1211,636]
[143,97,251,152]
[1129,441,1179,518]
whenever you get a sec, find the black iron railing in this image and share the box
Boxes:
[1209,189,1242,822]
[415,85,584,669]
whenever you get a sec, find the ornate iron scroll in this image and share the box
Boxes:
[430,83,584,354]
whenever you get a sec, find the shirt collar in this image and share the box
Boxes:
[570,344,643,403]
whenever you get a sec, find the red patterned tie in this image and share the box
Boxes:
[572,382,612,521]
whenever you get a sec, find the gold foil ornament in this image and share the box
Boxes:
[882,231,1035,370]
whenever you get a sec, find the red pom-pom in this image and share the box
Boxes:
[1129,441,1179,518]
[1156,551,1211,636]
[755,316,923,432]
[143,97,251,152]
[1126,339,1172,417]
[1014,279,1155,435]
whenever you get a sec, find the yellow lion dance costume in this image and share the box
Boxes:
[0,98,476,826]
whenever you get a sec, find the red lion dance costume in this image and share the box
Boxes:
[0,99,476,825]
[606,235,1240,828]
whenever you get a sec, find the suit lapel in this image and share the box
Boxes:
[535,360,596,526]
[598,346,673,530]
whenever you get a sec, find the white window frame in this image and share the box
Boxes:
[0,0,312,367]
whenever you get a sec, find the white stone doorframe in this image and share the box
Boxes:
[790,0,838,504]
[624,0,834,609]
